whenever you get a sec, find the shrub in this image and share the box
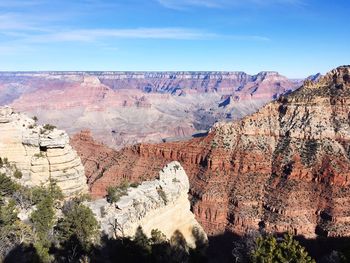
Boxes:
[251,233,315,263]
[31,181,63,262]
[130,182,140,188]
[157,187,167,205]
[43,124,56,131]
[56,201,99,252]
[0,173,18,197]
[13,169,22,179]
[150,229,167,244]
[172,178,180,183]
[106,182,129,203]
[34,152,45,158]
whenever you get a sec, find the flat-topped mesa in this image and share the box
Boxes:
[88,161,207,247]
[0,106,88,197]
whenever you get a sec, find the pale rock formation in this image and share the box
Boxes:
[0,106,87,196]
[88,161,206,247]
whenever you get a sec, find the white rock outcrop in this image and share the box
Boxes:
[0,106,88,196]
[88,161,207,247]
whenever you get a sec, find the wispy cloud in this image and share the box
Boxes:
[157,0,223,9]
[1,19,269,43]
[25,28,218,42]
[0,13,39,30]
[157,0,305,9]
[0,1,271,57]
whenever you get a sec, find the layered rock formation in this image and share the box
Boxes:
[0,106,88,196]
[72,66,350,238]
[0,71,302,148]
[88,161,206,247]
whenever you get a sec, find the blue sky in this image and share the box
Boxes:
[0,0,349,77]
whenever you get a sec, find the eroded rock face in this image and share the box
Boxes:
[0,71,301,149]
[72,66,350,238]
[0,107,88,196]
[87,161,206,247]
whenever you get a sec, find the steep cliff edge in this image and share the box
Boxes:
[0,106,88,196]
[72,66,350,238]
[88,161,206,247]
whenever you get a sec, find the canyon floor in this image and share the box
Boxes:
[0,71,301,149]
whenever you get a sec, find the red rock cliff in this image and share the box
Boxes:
[72,66,350,238]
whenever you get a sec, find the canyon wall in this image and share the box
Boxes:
[72,66,350,238]
[87,161,206,247]
[0,106,88,196]
[0,71,302,148]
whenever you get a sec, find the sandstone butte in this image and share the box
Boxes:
[0,106,88,197]
[72,65,350,239]
[0,107,205,244]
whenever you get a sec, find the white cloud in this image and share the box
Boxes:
[23,28,218,42]
[17,28,270,43]
[0,13,37,30]
[157,0,224,9]
[0,8,270,48]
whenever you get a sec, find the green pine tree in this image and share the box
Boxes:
[251,233,315,263]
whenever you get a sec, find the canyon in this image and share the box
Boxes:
[0,106,207,246]
[71,65,350,240]
[0,71,302,149]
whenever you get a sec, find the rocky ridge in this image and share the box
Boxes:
[0,106,88,196]
[87,161,206,247]
[72,66,350,238]
[0,71,302,148]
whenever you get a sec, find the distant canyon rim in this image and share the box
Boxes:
[0,71,304,149]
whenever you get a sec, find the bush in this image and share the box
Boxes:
[251,233,315,263]
[157,187,167,205]
[43,124,56,131]
[0,157,8,168]
[106,185,128,204]
[0,199,34,260]
[56,201,99,252]
[150,229,167,244]
[30,181,63,262]
[106,181,130,203]
[130,182,140,188]
[0,173,18,198]
[31,180,63,205]
[34,152,45,158]
[31,193,55,245]
[13,169,22,179]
